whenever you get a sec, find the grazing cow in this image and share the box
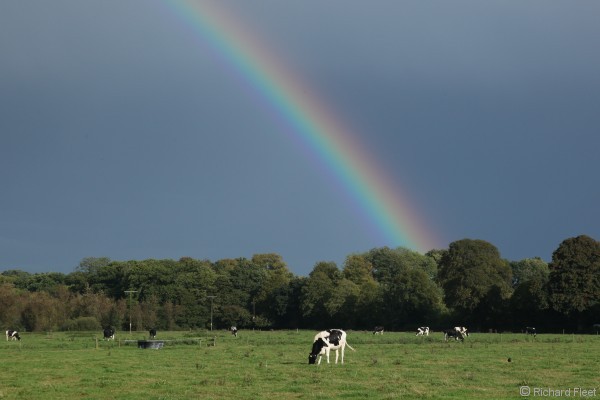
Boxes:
[308,329,355,365]
[454,326,469,337]
[6,330,21,341]
[149,328,157,339]
[231,326,238,337]
[373,326,384,335]
[103,327,115,340]
[416,326,430,336]
[444,329,465,342]
[525,327,536,337]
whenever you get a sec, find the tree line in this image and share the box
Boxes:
[1,235,598,333]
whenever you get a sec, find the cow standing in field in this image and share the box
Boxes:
[525,327,536,337]
[373,326,384,335]
[416,327,430,336]
[149,328,157,339]
[308,329,355,365]
[6,330,20,341]
[444,328,466,342]
[454,326,469,337]
[231,326,238,337]
[103,327,115,340]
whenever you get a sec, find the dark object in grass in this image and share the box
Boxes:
[138,340,164,349]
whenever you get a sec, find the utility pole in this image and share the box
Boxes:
[252,300,256,331]
[125,290,138,334]
[206,295,216,331]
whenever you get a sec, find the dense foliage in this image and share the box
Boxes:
[1,235,598,333]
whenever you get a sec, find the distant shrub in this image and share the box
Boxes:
[62,317,101,331]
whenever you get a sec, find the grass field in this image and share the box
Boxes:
[2,330,598,399]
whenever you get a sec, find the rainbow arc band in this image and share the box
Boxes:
[164,0,439,252]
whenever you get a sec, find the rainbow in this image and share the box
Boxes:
[164,0,439,252]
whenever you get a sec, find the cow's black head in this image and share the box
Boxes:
[309,338,327,365]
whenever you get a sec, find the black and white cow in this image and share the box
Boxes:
[444,328,465,342]
[373,326,384,335]
[149,328,157,339]
[416,326,430,336]
[6,330,21,341]
[454,326,469,337]
[308,329,355,365]
[525,327,536,337]
[231,326,238,337]
[103,327,115,340]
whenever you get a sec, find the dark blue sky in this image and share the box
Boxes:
[2,0,599,276]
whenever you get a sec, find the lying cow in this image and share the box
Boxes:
[6,330,21,341]
[308,329,355,365]
[373,326,384,335]
[149,328,157,339]
[103,327,115,340]
[416,327,430,336]
[444,329,465,342]
[525,327,536,337]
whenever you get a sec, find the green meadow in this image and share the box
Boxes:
[2,330,598,399]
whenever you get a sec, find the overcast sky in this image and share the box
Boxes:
[1,0,599,276]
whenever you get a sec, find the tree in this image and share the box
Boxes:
[280,277,307,328]
[425,249,447,265]
[169,259,217,329]
[4,270,33,290]
[438,239,512,327]
[69,287,115,329]
[76,257,111,275]
[363,247,407,283]
[300,262,341,325]
[21,291,64,331]
[342,254,382,329]
[212,258,267,329]
[251,253,293,324]
[510,257,549,288]
[90,263,127,298]
[394,247,439,281]
[0,283,23,328]
[326,278,360,327]
[511,271,550,328]
[382,267,444,330]
[343,254,374,285]
[547,235,600,330]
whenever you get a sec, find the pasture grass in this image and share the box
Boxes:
[1,330,598,399]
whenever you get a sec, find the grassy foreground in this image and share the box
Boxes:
[1,330,598,399]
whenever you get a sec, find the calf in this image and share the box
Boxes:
[6,330,21,341]
[525,327,536,337]
[230,326,238,337]
[149,328,157,339]
[373,326,384,335]
[416,326,430,336]
[444,329,465,342]
[308,329,355,365]
[103,327,115,340]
